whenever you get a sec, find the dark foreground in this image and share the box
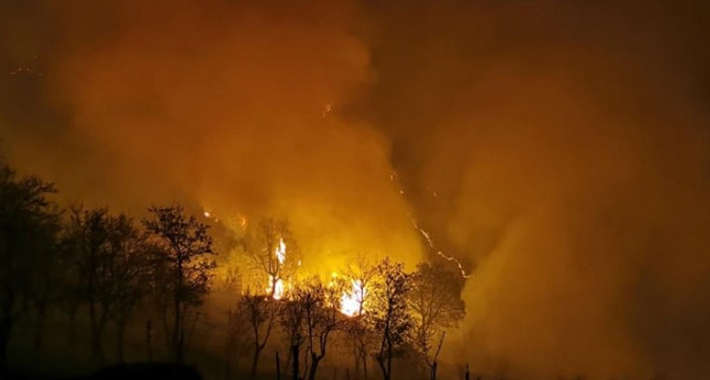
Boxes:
[6,363,203,380]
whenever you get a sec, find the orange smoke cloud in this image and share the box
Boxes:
[47,0,422,271]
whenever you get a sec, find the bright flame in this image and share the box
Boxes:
[340,279,366,317]
[268,275,285,300]
[276,238,286,264]
[266,238,288,300]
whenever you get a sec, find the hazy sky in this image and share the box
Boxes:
[1,1,709,379]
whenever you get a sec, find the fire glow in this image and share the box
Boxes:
[340,279,365,317]
[268,275,285,300]
[262,238,367,316]
[266,238,288,300]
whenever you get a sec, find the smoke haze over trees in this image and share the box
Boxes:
[0,157,468,379]
[1,1,710,379]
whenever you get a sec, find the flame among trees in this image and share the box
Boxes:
[0,157,466,380]
[233,221,466,380]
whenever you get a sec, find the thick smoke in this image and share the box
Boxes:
[2,1,710,379]
[364,2,710,379]
[2,0,423,271]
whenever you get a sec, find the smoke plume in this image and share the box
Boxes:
[2,1,709,379]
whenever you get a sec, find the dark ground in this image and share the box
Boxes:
[6,363,203,380]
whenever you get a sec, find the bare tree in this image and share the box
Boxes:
[143,205,216,364]
[67,206,114,365]
[244,218,299,299]
[55,229,84,344]
[298,278,344,380]
[342,318,373,380]
[367,259,412,380]
[278,292,306,380]
[409,262,466,380]
[238,293,280,379]
[343,258,377,380]
[225,302,252,379]
[0,164,60,373]
[67,208,150,365]
[105,214,149,363]
[276,277,345,380]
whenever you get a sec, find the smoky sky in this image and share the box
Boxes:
[2,1,710,379]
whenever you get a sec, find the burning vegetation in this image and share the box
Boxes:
[0,157,467,380]
[2,1,710,380]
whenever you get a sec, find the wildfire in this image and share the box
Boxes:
[276,238,286,265]
[260,238,366,314]
[412,217,471,279]
[340,279,366,317]
[268,275,285,300]
[266,238,288,300]
[389,170,471,279]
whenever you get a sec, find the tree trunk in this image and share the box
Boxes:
[249,345,263,380]
[307,354,321,380]
[284,346,292,377]
[352,345,360,380]
[173,253,187,365]
[276,351,281,380]
[89,301,105,366]
[177,322,185,364]
[161,309,171,354]
[376,357,387,380]
[361,350,368,380]
[0,317,13,375]
[292,344,300,380]
[116,319,126,363]
[173,297,182,363]
[146,319,153,361]
[33,302,47,361]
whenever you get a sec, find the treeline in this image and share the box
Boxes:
[0,160,467,380]
[0,162,216,371]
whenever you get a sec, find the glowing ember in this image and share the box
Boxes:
[412,217,471,279]
[238,214,247,230]
[322,102,333,117]
[390,171,471,279]
[340,279,366,317]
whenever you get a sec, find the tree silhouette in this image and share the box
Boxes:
[367,259,412,380]
[276,277,346,380]
[278,291,306,380]
[66,206,116,365]
[0,163,60,372]
[238,293,279,380]
[409,262,466,380]
[244,218,299,299]
[143,205,216,364]
[105,214,149,363]
[297,277,344,380]
[342,258,377,380]
[225,301,252,379]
